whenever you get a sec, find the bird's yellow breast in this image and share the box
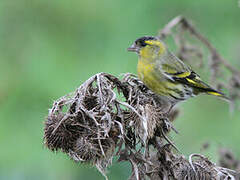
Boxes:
[138,60,153,80]
[137,59,177,97]
[137,59,161,93]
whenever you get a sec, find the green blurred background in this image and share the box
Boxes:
[0,0,239,179]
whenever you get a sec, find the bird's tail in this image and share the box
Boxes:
[189,78,230,101]
[205,89,230,101]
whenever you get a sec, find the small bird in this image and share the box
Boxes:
[128,36,228,111]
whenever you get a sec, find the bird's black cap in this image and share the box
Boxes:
[128,36,157,53]
[135,36,156,47]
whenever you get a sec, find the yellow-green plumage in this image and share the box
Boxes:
[128,36,228,105]
[138,59,174,97]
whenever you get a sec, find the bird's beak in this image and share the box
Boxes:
[127,44,139,53]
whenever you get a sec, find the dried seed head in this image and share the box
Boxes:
[44,114,80,152]
[68,137,115,163]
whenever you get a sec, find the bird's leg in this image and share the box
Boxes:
[166,104,175,115]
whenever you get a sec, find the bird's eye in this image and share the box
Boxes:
[138,40,147,47]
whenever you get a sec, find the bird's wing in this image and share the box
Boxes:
[160,52,198,83]
[160,52,228,99]
[161,62,205,88]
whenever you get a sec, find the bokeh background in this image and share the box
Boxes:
[0,0,240,179]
